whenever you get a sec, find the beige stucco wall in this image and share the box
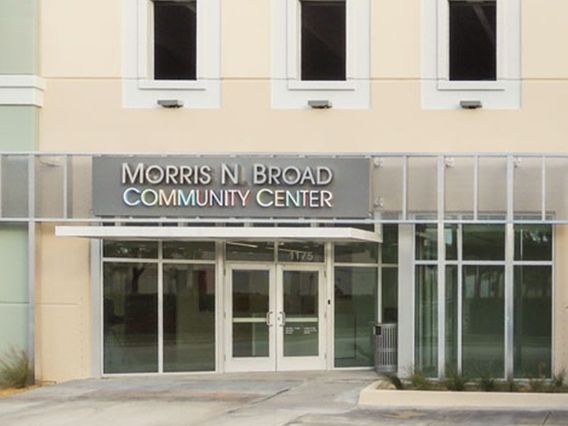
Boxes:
[38,0,568,153]
[36,224,91,383]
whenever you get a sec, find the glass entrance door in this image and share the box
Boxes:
[225,265,326,372]
[276,266,326,370]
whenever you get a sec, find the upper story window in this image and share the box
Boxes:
[122,0,221,109]
[300,1,346,81]
[422,0,520,109]
[153,0,197,81]
[449,0,496,81]
[272,0,370,109]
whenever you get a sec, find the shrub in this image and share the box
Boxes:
[503,378,518,393]
[409,370,432,390]
[445,369,468,391]
[478,373,496,392]
[552,370,566,391]
[0,348,33,389]
[528,377,546,393]
[383,373,404,390]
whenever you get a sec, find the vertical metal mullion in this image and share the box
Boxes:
[541,156,547,221]
[437,156,446,379]
[158,240,164,373]
[505,156,514,379]
[63,155,69,219]
[402,156,408,221]
[27,154,36,379]
[457,224,463,375]
[215,241,224,373]
[326,241,334,370]
[505,223,514,380]
[473,155,479,221]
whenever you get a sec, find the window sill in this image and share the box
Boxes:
[287,80,357,92]
[437,80,506,92]
[137,79,208,91]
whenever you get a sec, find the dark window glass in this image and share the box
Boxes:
[301,1,346,81]
[449,0,496,81]
[462,265,505,377]
[154,1,197,80]
[445,266,458,375]
[415,265,438,377]
[163,241,216,261]
[463,225,505,261]
[415,224,437,261]
[334,267,377,367]
[163,264,215,372]
[445,225,458,261]
[514,225,553,261]
[226,241,275,262]
[335,242,378,264]
[381,267,398,323]
[104,263,158,373]
[382,225,399,264]
[103,241,158,259]
[514,266,552,378]
[278,242,324,263]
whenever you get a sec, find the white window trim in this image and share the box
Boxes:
[0,75,45,107]
[422,0,521,110]
[272,0,371,109]
[122,0,221,109]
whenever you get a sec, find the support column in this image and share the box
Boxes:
[397,224,414,377]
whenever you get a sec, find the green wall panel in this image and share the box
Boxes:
[0,305,28,354]
[0,0,38,74]
[0,225,28,354]
[0,107,38,151]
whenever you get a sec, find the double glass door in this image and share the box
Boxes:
[225,264,326,372]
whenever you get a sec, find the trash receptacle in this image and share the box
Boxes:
[374,323,397,374]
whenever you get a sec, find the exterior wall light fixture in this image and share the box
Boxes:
[157,99,184,109]
[460,100,483,109]
[308,100,332,109]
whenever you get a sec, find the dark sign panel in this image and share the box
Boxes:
[93,156,371,218]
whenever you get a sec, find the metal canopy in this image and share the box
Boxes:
[54,226,382,243]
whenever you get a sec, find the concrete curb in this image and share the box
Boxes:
[358,381,568,410]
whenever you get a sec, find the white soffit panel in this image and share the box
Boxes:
[55,226,381,243]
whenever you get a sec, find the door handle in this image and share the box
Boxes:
[265,311,273,327]
[278,311,287,327]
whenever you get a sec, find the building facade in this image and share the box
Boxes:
[0,0,567,383]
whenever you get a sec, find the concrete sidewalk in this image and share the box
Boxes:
[1,371,568,425]
[0,371,374,426]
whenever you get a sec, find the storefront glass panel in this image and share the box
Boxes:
[334,242,378,264]
[382,225,398,264]
[163,242,215,261]
[514,266,552,378]
[445,266,458,374]
[163,264,216,372]
[283,271,319,357]
[232,270,270,357]
[226,241,275,262]
[103,263,158,373]
[415,225,437,261]
[278,242,324,263]
[334,267,377,367]
[463,225,505,261]
[381,268,398,323]
[415,265,438,377]
[514,225,552,261]
[462,265,505,377]
[103,241,159,259]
